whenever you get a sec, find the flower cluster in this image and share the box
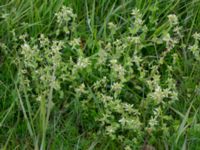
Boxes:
[19,34,65,99]
[11,6,189,149]
[55,6,77,35]
[189,32,200,61]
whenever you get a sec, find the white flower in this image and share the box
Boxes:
[155,86,165,99]
[162,32,178,50]
[119,117,126,126]
[171,91,178,101]
[108,22,117,34]
[111,82,123,92]
[135,18,143,26]
[125,145,132,150]
[123,103,134,113]
[193,32,200,40]
[76,57,90,69]
[36,96,42,102]
[105,123,119,135]
[188,44,199,53]
[148,85,169,103]
[149,116,158,128]
[132,36,141,44]
[168,14,178,25]
[55,6,77,34]
[162,33,171,42]
[131,8,141,18]
[126,117,141,130]
[133,55,142,66]
[19,33,28,40]
[116,65,125,78]
[110,59,117,65]
[39,34,50,47]
[56,6,76,24]
[21,43,31,50]
[75,83,86,94]
[69,38,81,49]
[98,113,110,125]
[97,49,108,65]
[100,94,113,104]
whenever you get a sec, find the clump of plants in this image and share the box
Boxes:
[2,5,200,149]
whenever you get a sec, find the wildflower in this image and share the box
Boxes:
[98,113,110,125]
[135,18,143,26]
[52,80,61,91]
[109,99,122,112]
[162,33,171,42]
[108,22,117,34]
[55,6,76,24]
[132,36,141,44]
[153,107,161,116]
[69,38,81,49]
[115,64,125,79]
[123,103,132,112]
[111,82,123,92]
[110,59,126,81]
[131,8,143,27]
[133,55,142,66]
[113,39,122,47]
[192,32,200,41]
[20,42,39,69]
[131,8,141,18]
[162,32,178,50]
[168,14,178,25]
[148,85,168,103]
[188,44,200,60]
[119,117,126,126]
[105,123,119,139]
[21,43,31,52]
[126,117,141,130]
[39,34,50,47]
[110,59,118,65]
[75,83,86,94]
[173,26,183,38]
[55,6,77,34]
[125,145,132,150]
[105,42,112,51]
[189,44,198,52]
[170,91,178,101]
[36,96,42,102]
[97,49,108,65]
[19,33,28,41]
[51,40,63,54]
[149,116,158,128]
[172,53,179,64]
[76,57,90,69]
[93,76,107,90]
[100,94,113,104]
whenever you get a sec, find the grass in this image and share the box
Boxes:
[0,0,200,149]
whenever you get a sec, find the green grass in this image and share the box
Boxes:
[0,0,200,149]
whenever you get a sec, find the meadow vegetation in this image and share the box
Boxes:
[0,0,200,149]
